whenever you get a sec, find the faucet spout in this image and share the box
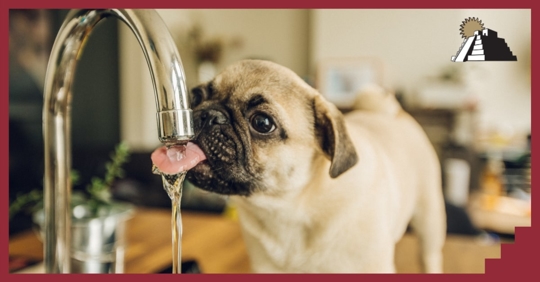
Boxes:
[42,9,194,273]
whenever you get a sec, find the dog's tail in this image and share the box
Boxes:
[352,84,402,116]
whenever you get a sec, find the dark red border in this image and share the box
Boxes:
[3,1,536,281]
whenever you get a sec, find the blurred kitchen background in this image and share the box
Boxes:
[9,9,531,273]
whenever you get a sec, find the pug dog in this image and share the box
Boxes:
[175,59,445,273]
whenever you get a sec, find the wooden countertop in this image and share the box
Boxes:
[9,207,251,274]
[9,207,503,273]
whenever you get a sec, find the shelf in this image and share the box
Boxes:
[467,192,531,234]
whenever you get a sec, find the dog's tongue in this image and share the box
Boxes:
[151,142,206,174]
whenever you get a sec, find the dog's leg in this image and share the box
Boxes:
[410,172,447,273]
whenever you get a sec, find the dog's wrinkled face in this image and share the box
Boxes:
[186,60,358,197]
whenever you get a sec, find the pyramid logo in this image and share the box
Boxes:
[451,17,517,62]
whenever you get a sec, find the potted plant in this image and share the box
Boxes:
[9,142,134,273]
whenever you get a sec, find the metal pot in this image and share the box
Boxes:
[33,202,133,273]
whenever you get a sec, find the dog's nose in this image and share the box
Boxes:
[200,109,229,126]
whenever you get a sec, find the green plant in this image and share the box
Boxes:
[9,189,43,220]
[9,142,131,220]
[85,142,130,215]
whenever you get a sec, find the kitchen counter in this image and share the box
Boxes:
[9,207,251,273]
[9,207,503,273]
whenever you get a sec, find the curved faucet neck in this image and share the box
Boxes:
[43,9,193,273]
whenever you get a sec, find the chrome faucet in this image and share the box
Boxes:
[42,9,194,273]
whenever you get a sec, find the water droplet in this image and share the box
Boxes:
[166,144,187,161]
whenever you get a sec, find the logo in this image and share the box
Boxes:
[451,17,517,62]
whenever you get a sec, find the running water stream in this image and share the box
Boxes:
[152,145,188,274]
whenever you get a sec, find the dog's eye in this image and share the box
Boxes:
[250,113,276,134]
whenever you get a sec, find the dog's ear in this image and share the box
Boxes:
[313,94,359,178]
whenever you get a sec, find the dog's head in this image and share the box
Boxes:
[186,60,358,196]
